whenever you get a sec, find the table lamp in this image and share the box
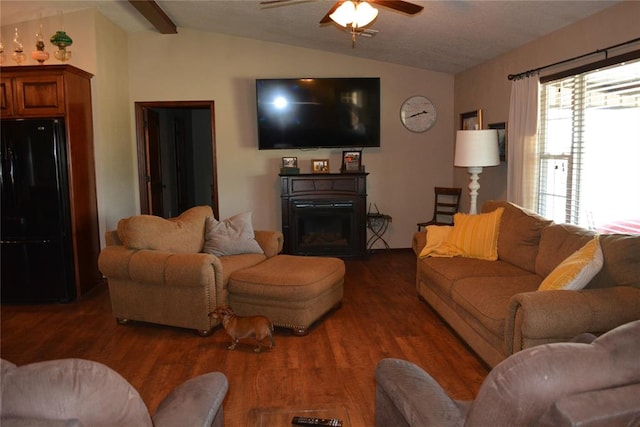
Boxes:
[454,130,500,214]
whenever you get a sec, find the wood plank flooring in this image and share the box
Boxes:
[1,249,488,426]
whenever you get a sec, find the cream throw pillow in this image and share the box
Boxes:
[419,225,453,258]
[538,235,603,291]
[432,207,504,261]
[203,212,264,257]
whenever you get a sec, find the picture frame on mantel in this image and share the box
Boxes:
[488,122,507,162]
[341,150,362,173]
[311,159,330,173]
[460,109,483,130]
[282,156,297,168]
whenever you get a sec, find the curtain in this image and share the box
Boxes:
[507,75,540,209]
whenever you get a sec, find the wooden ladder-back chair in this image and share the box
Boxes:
[417,187,462,230]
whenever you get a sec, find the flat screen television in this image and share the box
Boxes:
[256,77,380,150]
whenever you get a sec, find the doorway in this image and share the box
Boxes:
[135,101,219,219]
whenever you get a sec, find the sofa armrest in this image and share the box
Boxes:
[412,231,426,256]
[505,286,640,355]
[255,230,284,258]
[375,358,469,427]
[152,372,228,427]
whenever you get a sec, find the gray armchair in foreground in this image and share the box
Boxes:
[0,358,228,427]
[375,320,640,427]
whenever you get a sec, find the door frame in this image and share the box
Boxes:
[134,101,219,219]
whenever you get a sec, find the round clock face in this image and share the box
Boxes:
[400,95,437,133]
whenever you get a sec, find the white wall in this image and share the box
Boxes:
[127,29,455,248]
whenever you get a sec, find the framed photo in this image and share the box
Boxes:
[488,122,507,162]
[282,156,298,168]
[460,109,483,130]
[311,159,330,173]
[341,150,362,172]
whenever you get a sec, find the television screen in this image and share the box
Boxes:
[256,77,380,150]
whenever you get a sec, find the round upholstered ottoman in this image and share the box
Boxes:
[227,255,345,335]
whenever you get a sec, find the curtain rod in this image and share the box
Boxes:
[507,37,640,80]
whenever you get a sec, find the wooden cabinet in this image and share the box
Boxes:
[1,65,100,301]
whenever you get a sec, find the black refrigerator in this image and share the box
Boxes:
[1,118,76,303]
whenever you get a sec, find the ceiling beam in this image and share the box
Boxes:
[128,0,177,34]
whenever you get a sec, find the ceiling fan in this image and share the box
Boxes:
[260,0,424,46]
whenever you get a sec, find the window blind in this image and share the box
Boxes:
[537,58,640,231]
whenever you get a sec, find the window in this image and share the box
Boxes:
[537,57,640,234]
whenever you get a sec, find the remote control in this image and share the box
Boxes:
[291,416,343,426]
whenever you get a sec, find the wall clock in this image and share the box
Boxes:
[400,95,437,133]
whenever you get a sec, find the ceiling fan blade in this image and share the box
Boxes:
[319,1,344,24]
[371,0,423,15]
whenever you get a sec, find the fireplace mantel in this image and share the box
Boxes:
[280,173,368,258]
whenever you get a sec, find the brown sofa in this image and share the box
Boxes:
[412,200,640,367]
[98,206,283,335]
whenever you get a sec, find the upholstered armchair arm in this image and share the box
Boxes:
[412,231,426,256]
[505,286,640,355]
[99,246,223,294]
[375,358,470,427]
[254,230,284,258]
[152,372,228,427]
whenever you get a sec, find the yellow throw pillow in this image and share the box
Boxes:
[433,207,504,260]
[419,225,453,258]
[538,235,603,291]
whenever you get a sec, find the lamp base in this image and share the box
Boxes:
[467,166,484,215]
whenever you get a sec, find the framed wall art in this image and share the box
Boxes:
[460,109,483,130]
[311,159,330,173]
[488,122,507,162]
[341,150,362,172]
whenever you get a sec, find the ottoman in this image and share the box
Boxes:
[227,255,345,335]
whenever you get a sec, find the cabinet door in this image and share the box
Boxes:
[0,77,13,117]
[13,75,65,116]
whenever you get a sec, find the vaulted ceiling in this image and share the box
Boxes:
[0,0,621,74]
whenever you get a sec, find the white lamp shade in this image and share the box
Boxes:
[330,1,378,28]
[454,130,500,167]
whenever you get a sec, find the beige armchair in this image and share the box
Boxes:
[375,320,640,427]
[98,206,283,336]
[1,358,228,427]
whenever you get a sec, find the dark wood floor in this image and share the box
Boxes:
[1,249,488,427]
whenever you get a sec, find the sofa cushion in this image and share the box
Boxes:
[203,212,264,257]
[117,205,212,253]
[536,224,595,278]
[418,257,538,300]
[482,201,553,273]
[451,275,540,341]
[538,235,603,291]
[434,208,504,261]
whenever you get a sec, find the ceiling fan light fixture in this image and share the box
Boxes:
[330,1,356,27]
[354,2,378,28]
[330,1,378,28]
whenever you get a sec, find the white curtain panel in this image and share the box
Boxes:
[507,75,540,210]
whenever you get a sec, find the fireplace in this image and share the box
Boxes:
[280,174,367,258]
